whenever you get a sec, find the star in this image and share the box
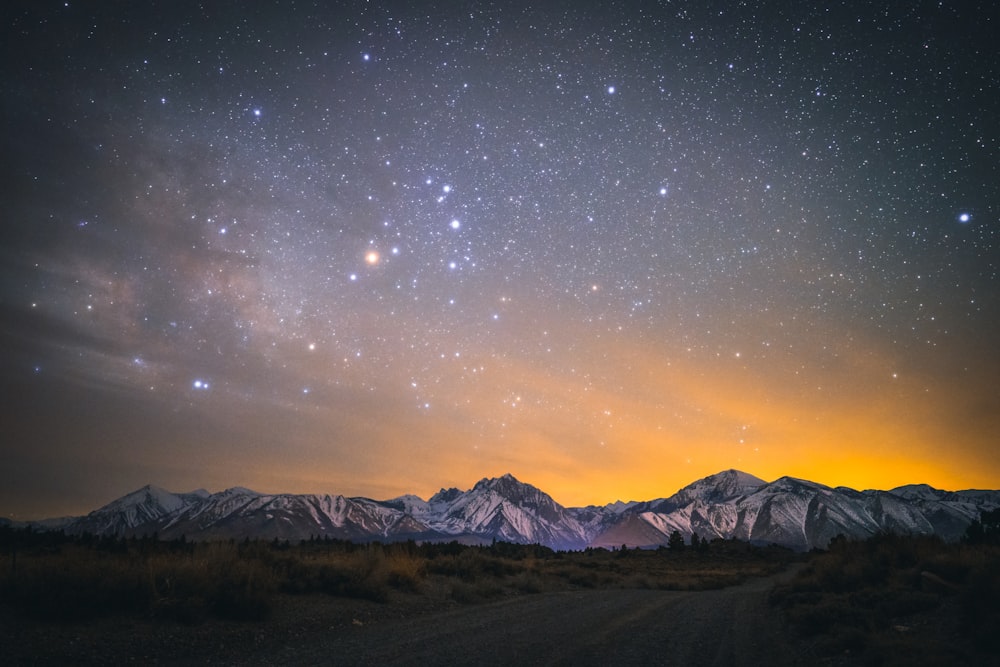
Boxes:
[3,1,998,519]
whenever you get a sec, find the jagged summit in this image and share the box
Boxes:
[429,487,463,504]
[439,473,586,549]
[472,472,525,489]
[472,473,542,499]
[49,470,1000,552]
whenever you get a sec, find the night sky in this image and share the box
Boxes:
[3,1,998,519]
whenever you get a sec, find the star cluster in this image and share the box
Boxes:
[2,2,998,517]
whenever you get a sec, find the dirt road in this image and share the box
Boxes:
[256,566,804,666]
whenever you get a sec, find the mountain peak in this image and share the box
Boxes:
[218,486,262,497]
[480,472,521,483]
[713,469,767,486]
[889,483,943,501]
[56,472,1000,552]
[429,487,463,504]
[676,469,767,501]
[110,484,184,510]
[473,473,529,493]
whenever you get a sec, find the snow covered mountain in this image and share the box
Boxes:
[67,484,210,536]
[590,471,1000,551]
[415,474,590,550]
[643,469,768,512]
[68,485,431,542]
[56,471,1000,551]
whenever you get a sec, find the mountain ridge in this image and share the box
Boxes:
[27,470,1000,552]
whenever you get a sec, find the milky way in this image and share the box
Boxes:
[2,1,998,517]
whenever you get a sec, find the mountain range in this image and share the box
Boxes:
[27,470,1000,551]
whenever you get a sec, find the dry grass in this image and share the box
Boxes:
[0,528,794,624]
[770,533,1000,664]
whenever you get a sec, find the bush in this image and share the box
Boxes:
[772,534,1000,663]
[385,551,425,592]
[209,558,276,621]
[961,564,1000,652]
[0,530,800,628]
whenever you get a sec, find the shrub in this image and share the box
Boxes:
[773,534,1000,664]
[385,551,425,592]
[209,558,277,621]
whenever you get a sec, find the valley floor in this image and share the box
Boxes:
[4,560,993,666]
[252,564,804,667]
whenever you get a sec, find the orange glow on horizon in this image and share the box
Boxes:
[193,317,1000,510]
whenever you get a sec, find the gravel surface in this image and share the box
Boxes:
[256,566,806,666]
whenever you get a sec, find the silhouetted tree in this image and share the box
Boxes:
[668,530,685,552]
[690,532,701,550]
[964,508,1000,545]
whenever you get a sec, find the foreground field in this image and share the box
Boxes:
[2,561,800,666]
[2,529,998,665]
[0,530,792,623]
[250,565,809,666]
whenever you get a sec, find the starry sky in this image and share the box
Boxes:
[2,1,999,519]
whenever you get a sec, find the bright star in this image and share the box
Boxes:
[450,219,461,230]
[365,250,380,265]
[958,212,971,223]
[607,85,616,94]
[193,379,209,390]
